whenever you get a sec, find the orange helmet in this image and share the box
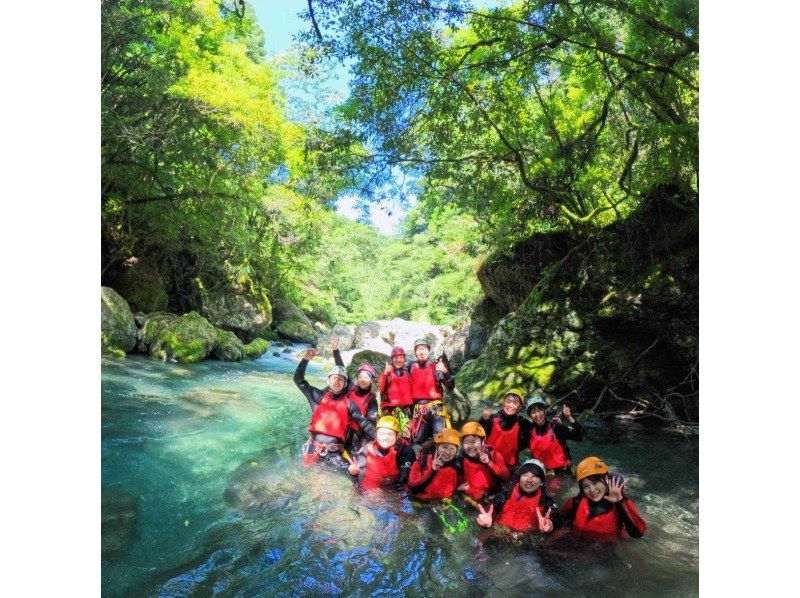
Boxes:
[576,456,609,482]
[460,421,486,439]
[434,428,461,445]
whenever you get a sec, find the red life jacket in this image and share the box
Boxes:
[461,447,504,500]
[486,416,521,468]
[496,485,546,532]
[408,453,459,500]
[346,386,375,434]
[382,369,413,408]
[361,441,400,490]
[572,497,623,535]
[409,361,442,402]
[529,420,570,470]
[307,391,350,441]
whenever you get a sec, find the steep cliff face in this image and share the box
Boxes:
[456,187,698,423]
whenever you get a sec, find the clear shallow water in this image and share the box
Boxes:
[102,352,698,597]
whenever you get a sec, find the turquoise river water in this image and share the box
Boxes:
[101,351,698,597]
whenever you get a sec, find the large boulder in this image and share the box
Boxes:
[316,324,356,357]
[351,318,453,356]
[144,312,219,363]
[101,287,137,353]
[272,295,319,344]
[440,328,470,372]
[459,189,698,422]
[212,330,246,361]
[200,289,272,343]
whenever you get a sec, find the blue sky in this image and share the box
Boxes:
[248,0,413,235]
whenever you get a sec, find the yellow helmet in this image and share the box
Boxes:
[460,421,486,439]
[434,428,461,445]
[376,415,401,434]
[504,388,526,403]
[576,456,609,482]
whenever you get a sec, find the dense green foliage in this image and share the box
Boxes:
[303,0,698,248]
[298,203,485,326]
[101,0,483,328]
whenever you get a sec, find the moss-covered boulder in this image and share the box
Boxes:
[458,188,698,422]
[147,312,219,363]
[200,289,272,343]
[212,329,245,361]
[101,287,137,353]
[243,338,270,358]
[272,295,319,344]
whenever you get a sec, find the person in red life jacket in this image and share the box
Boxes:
[294,347,376,469]
[408,338,455,444]
[561,456,647,538]
[478,388,533,469]
[378,346,414,418]
[347,415,416,491]
[328,334,379,454]
[457,421,511,502]
[525,393,584,474]
[475,459,563,533]
[407,428,462,501]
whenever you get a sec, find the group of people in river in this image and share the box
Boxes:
[293,335,647,539]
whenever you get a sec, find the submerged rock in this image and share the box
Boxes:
[102,487,139,558]
[101,287,138,353]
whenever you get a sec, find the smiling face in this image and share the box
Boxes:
[414,345,430,362]
[436,443,458,462]
[391,354,406,369]
[580,476,608,502]
[376,427,398,449]
[328,375,347,394]
[529,405,547,426]
[461,434,483,458]
[356,371,373,389]
[519,471,544,494]
[502,394,522,416]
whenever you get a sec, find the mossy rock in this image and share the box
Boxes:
[213,330,245,361]
[243,338,270,359]
[200,289,272,342]
[275,317,319,344]
[149,312,218,363]
[101,287,137,353]
[137,313,179,353]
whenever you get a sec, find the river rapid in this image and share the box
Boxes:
[101,351,698,597]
